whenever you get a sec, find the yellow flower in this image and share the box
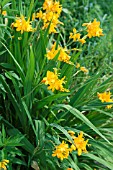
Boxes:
[46,42,72,64]
[97,91,111,102]
[41,12,63,33]
[97,91,113,109]
[70,144,76,151]
[2,11,7,16]
[12,15,34,34]
[82,18,104,38]
[42,68,69,92]
[68,130,75,136]
[67,168,73,170]
[43,0,62,14]
[79,38,86,44]
[69,28,81,42]
[52,141,70,160]
[76,63,80,68]
[36,10,43,19]
[43,0,53,11]
[37,0,62,34]
[106,99,113,109]
[51,1,62,14]
[43,22,58,34]
[80,67,88,73]
[18,37,22,40]
[0,159,9,170]
[70,48,82,52]
[32,13,36,21]
[70,132,89,156]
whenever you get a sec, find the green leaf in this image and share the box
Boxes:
[8,128,35,154]
[54,104,111,144]
[89,107,113,118]
[27,0,34,18]
[0,42,25,81]
[36,93,70,109]
[24,45,35,108]
[70,73,101,107]
[13,158,27,166]
[0,63,15,70]
[1,0,11,6]
[0,75,26,128]
[50,123,74,144]
[22,101,37,137]
[3,135,24,147]
[35,120,45,149]
[0,50,6,55]
[68,156,80,170]
[79,163,93,170]
[83,153,113,170]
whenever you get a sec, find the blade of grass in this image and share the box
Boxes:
[54,104,111,144]
[0,41,25,81]
[83,153,113,170]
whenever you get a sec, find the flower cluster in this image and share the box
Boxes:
[11,15,34,34]
[82,18,104,38]
[52,141,70,160]
[69,28,86,44]
[52,131,89,160]
[68,131,89,156]
[97,91,113,109]
[0,159,9,170]
[42,68,69,92]
[80,67,88,73]
[69,18,103,44]
[47,42,73,64]
[76,63,88,74]
[36,0,62,33]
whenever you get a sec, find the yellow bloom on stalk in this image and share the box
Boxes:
[67,168,73,170]
[42,68,69,92]
[52,141,70,160]
[36,0,62,33]
[69,28,81,41]
[69,28,86,44]
[106,99,113,109]
[58,47,71,63]
[80,67,88,74]
[42,12,62,33]
[76,64,88,74]
[2,11,7,16]
[0,159,9,170]
[68,130,75,136]
[97,91,113,109]
[79,38,86,44]
[32,13,36,21]
[82,18,104,38]
[52,1,62,14]
[97,91,111,102]
[43,0,54,11]
[36,10,43,19]
[70,131,89,156]
[12,15,34,34]
[43,0,62,14]
[47,42,72,64]
[76,63,80,68]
